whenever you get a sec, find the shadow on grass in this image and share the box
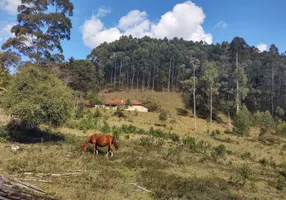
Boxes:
[0,122,65,144]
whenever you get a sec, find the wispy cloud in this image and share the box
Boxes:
[212,20,228,30]
[96,7,111,18]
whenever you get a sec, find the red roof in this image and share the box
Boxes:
[104,99,142,105]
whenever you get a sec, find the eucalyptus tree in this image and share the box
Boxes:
[2,0,74,63]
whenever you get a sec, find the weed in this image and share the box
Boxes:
[259,158,268,166]
[212,144,227,158]
[241,152,251,160]
[229,164,252,186]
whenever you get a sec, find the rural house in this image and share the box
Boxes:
[104,99,148,112]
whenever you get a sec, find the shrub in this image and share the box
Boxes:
[0,65,73,128]
[276,121,286,136]
[275,106,285,119]
[112,126,122,140]
[253,111,275,135]
[229,164,252,186]
[277,175,286,190]
[159,110,168,121]
[75,102,85,119]
[176,108,188,116]
[101,121,111,134]
[183,137,211,153]
[212,144,227,158]
[87,92,102,106]
[233,105,252,136]
[241,152,251,160]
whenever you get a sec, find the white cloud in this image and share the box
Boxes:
[151,1,212,43]
[257,43,268,52]
[81,1,212,48]
[212,20,228,30]
[96,7,111,18]
[0,23,15,43]
[0,0,21,15]
[81,15,121,48]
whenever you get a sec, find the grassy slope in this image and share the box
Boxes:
[0,91,285,200]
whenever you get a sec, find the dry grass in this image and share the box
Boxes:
[0,91,286,199]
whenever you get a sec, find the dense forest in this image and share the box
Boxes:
[61,35,286,119]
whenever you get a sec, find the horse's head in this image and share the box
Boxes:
[82,143,88,152]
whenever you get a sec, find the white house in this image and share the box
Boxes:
[104,99,148,112]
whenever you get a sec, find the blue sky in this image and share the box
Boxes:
[0,0,285,60]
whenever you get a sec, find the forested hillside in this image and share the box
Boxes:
[58,36,286,119]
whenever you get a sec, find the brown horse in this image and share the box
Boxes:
[82,134,118,157]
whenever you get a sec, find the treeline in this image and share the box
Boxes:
[70,35,285,119]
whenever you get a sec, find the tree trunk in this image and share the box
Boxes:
[152,68,155,92]
[114,61,116,85]
[210,86,213,129]
[119,59,122,85]
[168,59,171,93]
[236,52,239,113]
[131,66,135,90]
[172,61,175,91]
[193,63,197,130]
[271,63,274,116]
[136,68,139,90]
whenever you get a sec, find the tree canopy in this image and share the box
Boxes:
[1,0,74,63]
[0,65,74,128]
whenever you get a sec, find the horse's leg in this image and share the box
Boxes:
[106,142,113,157]
[93,143,96,155]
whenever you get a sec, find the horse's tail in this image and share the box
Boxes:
[112,136,119,150]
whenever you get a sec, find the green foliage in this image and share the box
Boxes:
[229,164,252,186]
[2,0,74,63]
[277,175,286,190]
[241,152,252,160]
[253,110,275,135]
[275,106,285,119]
[233,105,252,136]
[159,110,168,121]
[212,144,227,158]
[87,92,102,106]
[276,121,286,136]
[75,102,85,119]
[0,65,73,128]
[101,121,111,134]
[183,137,211,153]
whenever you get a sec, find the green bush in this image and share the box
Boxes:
[253,110,275,135]
[75,102,85,119]
[183,137,211,153]
[233,105,252,136]
[0,65,73,128]
[276,121,286,136]
[159,110,168,121]
[101,121,111,134]
[212,144,227,158]
[229,164,252,186]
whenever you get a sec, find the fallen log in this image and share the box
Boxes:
[0,175,55,200]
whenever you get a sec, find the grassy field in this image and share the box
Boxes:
[0,91,286,199]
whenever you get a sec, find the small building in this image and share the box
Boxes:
[104,99,148,112]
